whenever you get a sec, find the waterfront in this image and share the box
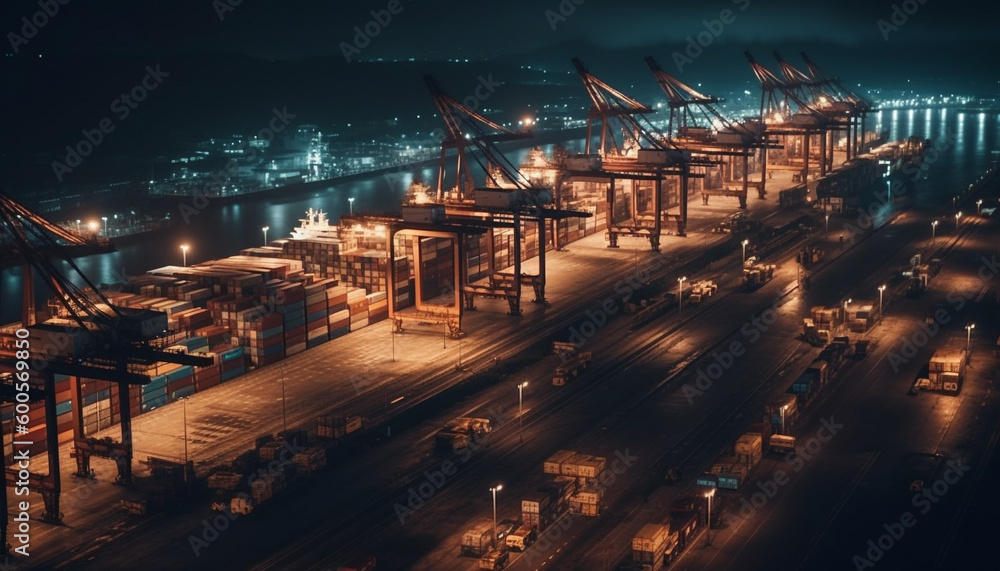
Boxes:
[2,107,998,325]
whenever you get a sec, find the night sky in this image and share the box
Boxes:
[3,0,998,190]
[4,0,996,60]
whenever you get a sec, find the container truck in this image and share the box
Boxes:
[505,526,536,551]
[462,521,495,557]
[769,434,796,454]
[632,523,670,570]
[478,548,509,570]
[553,351,592,385]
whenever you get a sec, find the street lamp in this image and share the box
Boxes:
[75,219,81,233]
[741,240,749,263]
[966,323,975,361]
[490,485,503,545]
[955,211,962,230]
[977,199,983,215]
[843,298,851,324]
[180,244,189,267]
[705,488,716,544]
[262,226,269,246]
[780,404,787,434]
[678,276,687,315]
[101,216,108,235]
[825,213,829,233]
[878,285,886,320]
[349,197,355,214]
[518,382,529,438]
[931,220,938,242]
[88,220,99,233]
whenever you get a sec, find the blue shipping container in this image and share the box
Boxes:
[263,343,284,356]
[261,326,283,339]
[220,348,244,362]
[220,368,244,383]
[83,388,111,407]
[141,387,167,402]
[307,310,327,323]
[329,326,350,340]
[56,400,73,416]
[166,366,194,383]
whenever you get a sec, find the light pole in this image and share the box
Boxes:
[490,485,503,545]
[966,323,975,362]
[262,226,269,246]
[518,382,528,438]
[705,488,716,544]
[780,405,787,434]
[678,276,687,315]
[75,219,81,233]
[843,298,851,325]
[101,216,108,235]
[349,197,355,214]
[741,240,749,263]
[878,285,886,320]
[180,244,189,267]
[977,199,983,215]
[824,214,829,234]
[931,220,938,242]
[955,211,962,231]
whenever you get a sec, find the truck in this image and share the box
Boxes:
[478,548,509,570]
[553,351,592,385]
[436,417,493,452]
[769,434,797,454]
[462,521,495,557]
[505,526,536,551]
[742,258,775,290]
[632,523,670,570]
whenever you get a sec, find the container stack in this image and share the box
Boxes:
[304,281,332,349]
[366,291,388,324]
[928,348,965,392]
[193,324,232,349]
[175,308,213,333]
[317,414,364,439]
[292,447,326,477]
[632,523,672,570]
[542,450,606,517]
[734,432,763,474]
[248,312,284,367]
[141,364,176,412]
[278,283,307,357]
[218,346,247,382]
[326,286,351,340]
[348,288,369,332]
[392,256,412,309]
[167,365,196,402]
[194,354,221,392]
[744,422,772,453]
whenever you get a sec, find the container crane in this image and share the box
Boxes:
[0,191,211,548]
[646,56,781,206]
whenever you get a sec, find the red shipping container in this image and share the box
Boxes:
[196,376,221,391]
[308,319,327,332]
[169,376,195,394]
[306,300,327,315]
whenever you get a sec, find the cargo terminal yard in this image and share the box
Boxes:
[2,46,999,571]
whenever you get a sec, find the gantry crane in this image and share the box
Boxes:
[800,52,874,157]
[646,56,781,207]
[569,57,711,246]
[746,51,831,189]
[400,76,589,323]
[0,191,211,551]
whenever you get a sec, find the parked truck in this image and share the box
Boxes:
[462,521,495,557]
[632,523,670,570]
[478,548,509,570]
[436,417,492,452]
[769,434,797,454]
[553,351,592,385]
[504,525,536,552]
